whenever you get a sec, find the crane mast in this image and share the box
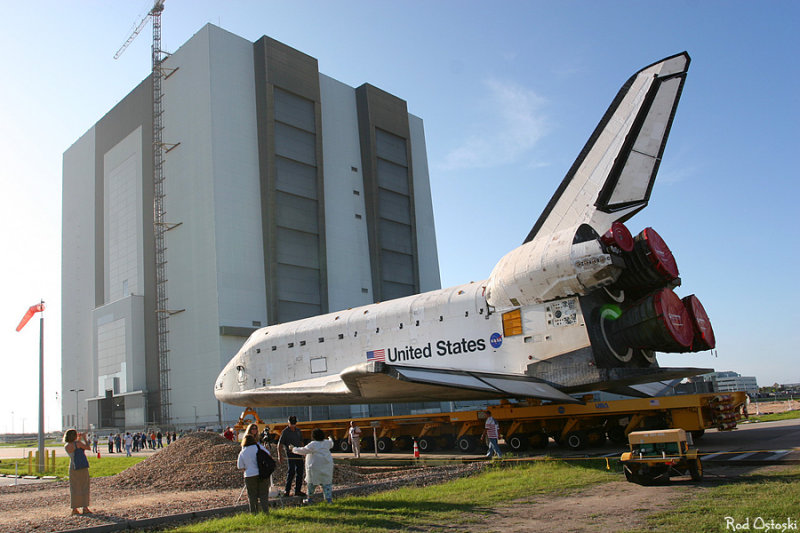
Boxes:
[115,0,178,427]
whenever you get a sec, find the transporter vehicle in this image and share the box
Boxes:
[235,391,746,454]
[620,428,703,484]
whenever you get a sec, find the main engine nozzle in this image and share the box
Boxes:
[682,294,716,350]
[614,227,679,297]
[601,287,716,363]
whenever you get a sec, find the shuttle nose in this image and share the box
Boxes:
[215,353,242,401]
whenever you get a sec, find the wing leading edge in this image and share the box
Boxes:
[524,52,691,244]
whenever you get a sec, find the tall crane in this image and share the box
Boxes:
[114,0,181,428]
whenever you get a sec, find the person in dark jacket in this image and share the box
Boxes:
[277,416,305,497]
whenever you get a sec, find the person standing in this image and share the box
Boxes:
[277,416,305,497]
[482,410,502,458]
[124,432,133,456]
[63,429,92,516]
[157,430,163,448]
[91,434,98,454]
[347,421,362,458]
[290,428,335,504]
[107,434,113,454]
[237,423,271,514]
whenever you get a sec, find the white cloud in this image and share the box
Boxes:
[438,78,548,171]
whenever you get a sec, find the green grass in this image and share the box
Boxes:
[0,455,145,478]
[0,439,62,447]
[165,459,618,533]
[747,410,800,423]
[623,465,800,533]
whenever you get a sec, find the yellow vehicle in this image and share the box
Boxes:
[620,428,702,485]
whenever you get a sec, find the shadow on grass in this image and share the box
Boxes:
[272,498,489,531]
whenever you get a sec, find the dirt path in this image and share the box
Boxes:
[471,480,686,532]
[0,481,242,533]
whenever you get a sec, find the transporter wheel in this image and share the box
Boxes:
[689,459,703,481]
[507,433,529,452]
[563,431,587,450]
[361,437,375,452]
[690,430,705,440]
[376,436,393,453]
[528,432,548,449]
[417,436,436,453]
[393,436,413,451]
[457,435,478,453]
[337,439,352,453]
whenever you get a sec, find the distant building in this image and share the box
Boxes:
[61,25,440,430]
[698,371,759,395]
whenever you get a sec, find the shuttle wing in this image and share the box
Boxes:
[524,52,690,244]
[224,362,579,407]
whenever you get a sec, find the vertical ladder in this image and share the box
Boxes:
[151,3,171,426]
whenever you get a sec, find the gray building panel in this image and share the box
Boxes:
[254,36,328,326]
[356,84,420,302]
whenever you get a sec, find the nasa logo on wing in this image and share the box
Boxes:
[490,333,503,349]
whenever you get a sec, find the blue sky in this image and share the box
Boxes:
[1,1,797,432]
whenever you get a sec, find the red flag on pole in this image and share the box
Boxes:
[16,302,45,332]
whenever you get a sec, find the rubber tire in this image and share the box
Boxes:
[337,439,352,453]
[563,431,587,450]
[457,435,478,453]
[528,432,548,449]
[689,459,703,481]
[417,436,436,453]
[393,436,413,451]
[376,436,393,453]
[690,430,705,440]
[507,433,529,452]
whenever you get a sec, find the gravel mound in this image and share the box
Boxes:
[111,432,369,491]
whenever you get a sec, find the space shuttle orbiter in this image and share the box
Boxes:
[215,52,715,408]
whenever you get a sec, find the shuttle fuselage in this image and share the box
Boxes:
[215,52,716,408]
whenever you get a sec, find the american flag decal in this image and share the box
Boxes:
[366,349,385,362]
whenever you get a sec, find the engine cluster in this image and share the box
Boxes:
[591,222,715,366]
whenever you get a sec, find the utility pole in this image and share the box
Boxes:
[69,389,85,430]
[16,301,46,472]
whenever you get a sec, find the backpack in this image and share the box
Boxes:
[256,446,276,479]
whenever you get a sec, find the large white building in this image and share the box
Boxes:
[699,371,759,396]
[62,25,440,431]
